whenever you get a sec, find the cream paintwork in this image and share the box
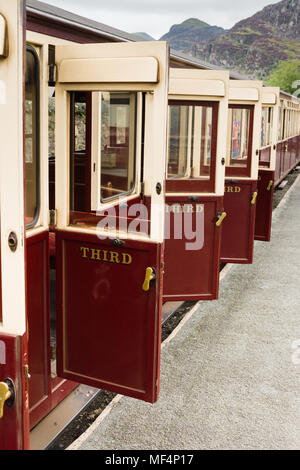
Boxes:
[25,30,78,239]
[0,0,26,335]
[168,68,230,196]
[261,87,280,171]
[55,42,169,243]
[228,80,263,181]
[59,56,159,83]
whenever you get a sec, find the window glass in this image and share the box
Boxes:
[167,103,215,181]
[167,105,190,178]
[261,106,273,148]
[199,106,213,179]
[70,91,137,216]
[100,92,136,201]
[25,47,39,228]
[228,107,250,168]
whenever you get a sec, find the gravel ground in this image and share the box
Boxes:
[47,166,300,450]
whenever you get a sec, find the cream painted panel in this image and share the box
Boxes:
[229,87,259,102]
[58,56,159,83]
[0,0,26,335]
[169,79,225,97]
[262,92,277,105]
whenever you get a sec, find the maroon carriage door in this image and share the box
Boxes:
[54,43,169,403]
[221,81,262,264]
[255,88,279,242]
[163,69,229,301]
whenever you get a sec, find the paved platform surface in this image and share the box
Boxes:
[71,178,300,450]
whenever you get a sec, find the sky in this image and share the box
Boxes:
[43,0,281,39]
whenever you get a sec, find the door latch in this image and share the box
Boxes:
[216,212,227,227]
[251,192,258,205]
[8,232,18,252]
[142,267,156,292]
[267,180,273,191]
[0,378,15,419]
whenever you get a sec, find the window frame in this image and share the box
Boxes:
[25,44,41,230]
[225,103,254,178]
[166,99,219,194]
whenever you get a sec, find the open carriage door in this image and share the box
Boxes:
[163,69,229,301]
[55,42,168,403]
[220,80,262,264]
[255,87,279,241]
[0,0,29,450]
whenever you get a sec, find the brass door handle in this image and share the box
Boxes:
[216,212,227,227]
[142,267,156,292]
[0,379,15,419]
[251,192,258,205]
[267,180,273,191]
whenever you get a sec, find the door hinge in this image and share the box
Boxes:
[49,209,57,227]
[48,64,57,84]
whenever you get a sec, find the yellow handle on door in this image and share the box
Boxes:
[267,180,273,191]
[216,212,227,227]
[142,267,156,292]
[0,382,11,419]
[251,192,258,205]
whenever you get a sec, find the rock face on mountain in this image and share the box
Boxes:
[190,0,300,78]
[159,18,225,51]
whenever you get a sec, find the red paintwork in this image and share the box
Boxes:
[220,179,257,264]
[0,333,29,450]
[163,196,223,301]
[259,147,271,168]
[26,231,77,429]
[275,137,300,187]
[255,169,275,242]
[56,230,163,403]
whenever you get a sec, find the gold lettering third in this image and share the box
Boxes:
[80,247,132,265]
[225,186,241,193]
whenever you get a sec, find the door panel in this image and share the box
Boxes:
[0,334,29,450]
[221,180,257,264]
[163,196,224,301]
[56,230,163,403]
[255,169,275,242]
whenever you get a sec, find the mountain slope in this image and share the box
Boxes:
[133,32,156,41]
[159,18,225,52]
[190,0,300,78]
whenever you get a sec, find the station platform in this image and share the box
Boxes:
[69,177,300,451]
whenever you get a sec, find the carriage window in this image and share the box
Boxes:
[197,106,213,180]
[70,91,137,218]
[167,105,190,178]
[261,107,273,148]
[25,46,40,228]
[226,105,253,177]
[100,92,136,202]
[167,102,217,190]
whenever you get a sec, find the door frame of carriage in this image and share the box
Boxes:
[255,87,280,241]
[163,68,229,301]
[0,0,30,450]
[220,80,262,264]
